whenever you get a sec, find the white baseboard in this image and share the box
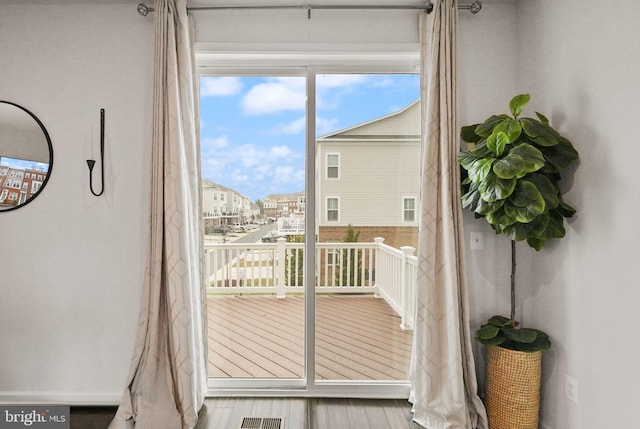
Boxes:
[0,391,122,406]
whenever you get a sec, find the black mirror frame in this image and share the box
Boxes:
[0,101,54,212]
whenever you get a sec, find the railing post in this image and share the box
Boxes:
[373,237,384,298]
[204,248,210,290]
[400,245,415,330]
[276,237,287,298]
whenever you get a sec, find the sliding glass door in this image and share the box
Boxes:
[199,69,419,395]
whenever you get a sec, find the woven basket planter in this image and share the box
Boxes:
[486,345,542,429]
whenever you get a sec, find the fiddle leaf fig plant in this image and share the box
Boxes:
[459,93,578,250]
[459,94,579,352]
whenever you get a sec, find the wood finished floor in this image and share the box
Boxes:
[71,399,426,429]
[207,295,413,381]
[201,398,426,429]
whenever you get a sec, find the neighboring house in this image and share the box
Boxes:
[202,179,251,228]
[264,191,305,219]
[249,202,261,221]
[0,166,46,207]
[317,100,421,249]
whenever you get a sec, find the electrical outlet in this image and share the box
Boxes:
[565,374,579,404]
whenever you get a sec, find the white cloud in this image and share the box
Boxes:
[242,77,306,115]
[268,117,306,135]
[270,145,293,158]
[316,74,370,111]
[271,166,294,184]
[201,135,231,150]
[200,77,242,97]
[316,116,340,135]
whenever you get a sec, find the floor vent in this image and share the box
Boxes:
[239,416,284,429]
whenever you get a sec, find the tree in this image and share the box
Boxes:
[337,224,363,286]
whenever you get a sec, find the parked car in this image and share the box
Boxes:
[261,232,286,243]
[209,226,228,234]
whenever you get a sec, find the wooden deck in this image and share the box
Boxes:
[206,295,413,380]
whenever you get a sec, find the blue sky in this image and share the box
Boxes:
[0,157,49,172]
[199,74,419,202]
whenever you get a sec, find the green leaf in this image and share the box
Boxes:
[520,118,560,147]
[458,151,479,170]
[486,207,518,228]
[526,237,545,251]
[517,330,551,351]
[488,316,512,327]
[509,94,530,118]
[494,118,523,143]
[511,180,546,210]
[476,197,505,216]
[526,173,560,209]
[538,136,579,172]
[479,333,507,346]
[487,131,509,156]
[510,213,550,241]
[478,172,516,202]
[557,199,577,218]
[469,140,492,157]
[509,143,545,174]
[535,111,549,124]
[474,114,510,137]
[504,203,542,225]
[468,158,496,183]
[543,210,567,239]
[493,155,525,179]
[477,324,500,340]
[461,188,481,212]
[504,327,538,343]
[461,124,482,143]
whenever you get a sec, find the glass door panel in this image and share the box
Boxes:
[200,76,307,381]
[314,73,420,382]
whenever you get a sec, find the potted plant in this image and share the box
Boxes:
[458,94,579,429]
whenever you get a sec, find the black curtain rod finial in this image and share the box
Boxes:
[137,3,153,16]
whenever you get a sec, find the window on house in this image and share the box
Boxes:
[327,197,339,222]
[327,153,339,178]
[403,197,416,222]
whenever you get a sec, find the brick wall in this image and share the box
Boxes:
[319,226,418,250]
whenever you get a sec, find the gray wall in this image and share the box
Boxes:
[0,2,153,403]
[516,1,640,428]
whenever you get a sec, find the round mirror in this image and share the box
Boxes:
[0,101,53,212]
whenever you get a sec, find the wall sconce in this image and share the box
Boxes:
[87,108,105,197]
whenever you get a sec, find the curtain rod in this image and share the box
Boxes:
[137,2,482,17]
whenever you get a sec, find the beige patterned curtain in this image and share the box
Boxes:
[409,1,488,428]
[109,0,207,428]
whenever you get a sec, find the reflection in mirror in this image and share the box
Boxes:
[0,101,53,211]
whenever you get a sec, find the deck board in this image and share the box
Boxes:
[206,294,413,380]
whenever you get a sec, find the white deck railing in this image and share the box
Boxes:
[204,237,416,330]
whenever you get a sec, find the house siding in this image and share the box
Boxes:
[318,100,421,231]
